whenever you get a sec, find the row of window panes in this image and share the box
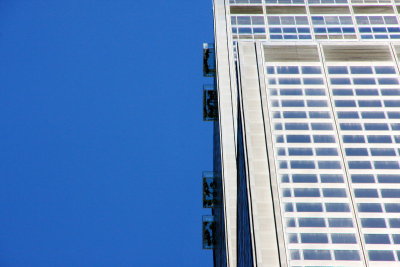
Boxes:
[358,203,400,213]
[345,147,400,156]
[341,123,400,131]
[287,217,400,228]
[337,111,400,119]
[285,202,351,212]
[273,111,331,118]
[276,134,336,143]
[348,160,400,169]
[351,174,400,184]
[312,16,353,25]
[274,123,334,131]
[284,202,400,213]
[270,88,326,96]
[277,147,339,156]
[288,232,359,244]
[332,88,400,96]
[290,249,360,261]
[360,217,400,228]
[267,16,309,25]
[272,99,328,107]
[328,66,396,74]
[269,78,325,85]
[335,100,400,107]
[361,33,400,39]
[279,160,342,169]
[342,135,400,143]
[282,188,348,197]
[280,173,345,183]
[267,66,322,74]
[353,188,400,198]
[330,77,399,85]
[280,173,400,184]
[290,249,400,262]
[232,27,266,35]
[231,16,264,25]
[356,16,398,25]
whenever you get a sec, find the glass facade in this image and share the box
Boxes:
[212,0,400,266]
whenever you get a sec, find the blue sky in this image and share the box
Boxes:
[0,1,213,266]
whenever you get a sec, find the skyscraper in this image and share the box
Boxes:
[203,0,400,266]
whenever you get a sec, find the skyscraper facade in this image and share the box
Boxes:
[204,0,400,266]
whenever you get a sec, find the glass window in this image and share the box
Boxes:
[375,66,396,74]
[303,78,324,85]
[316,148,338,156]
[331,234,357,244]
[301,66,321,74]
[307,100,327,107]
[381,189,400,198]
[277,66,299,74]
[309,111,330,118]
[303,250,331,260]
[338,112,359,119]
[365,234,391,244]
[298,218,325,227]
[283,111,307,118]
[290,250,301,260]
[326,203,350,212]
[305,89,325,96]
[328,66,348,74]
[355,189,379,198]
[314,135,335,143]
[285,123,308,130]
[328,218,353,227]
[343,135,365,143]
[334,250,360,261]
[333,89,353,96]
[351,174,375,183]
[340,123,362,130]
[353,78,375,85]
[359,100,381,107]
[392,234,400,244]
[323,188,346,197]
[311,123,333,130]
[287,135,311,143]
[280,89,302,95]
[388,112,400,118]
[358,203,382,212]
[292,174,317,183]
[374,161,399,169]
[288,233,298,243]
[389,218,400,228]
[290,160,315,169]
[362,112,385,119]
[296,203,323,212]
[282,100,304,107]
[346,148,368,156]
[318,161,341,169]
[377,174,400,183]
[284,203,294,212]
[361,218,386,228]
[320,174,343,183]
[364,123,389,130]
[368,250,395,261]
[382,89,400,95]
[350,66,372,74]
[294,188,320,197]
[288,148,313,155]
[301,233,328,243]
[379,78,399,85]
[349,161,372,169]
[386,203,400,212]
[331,78,351,85]
[367,135,392,143]
[384,100,400,107]
[279,78,301,84]
[356,89,378,96]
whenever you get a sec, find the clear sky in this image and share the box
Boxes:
[0,1,213,266]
